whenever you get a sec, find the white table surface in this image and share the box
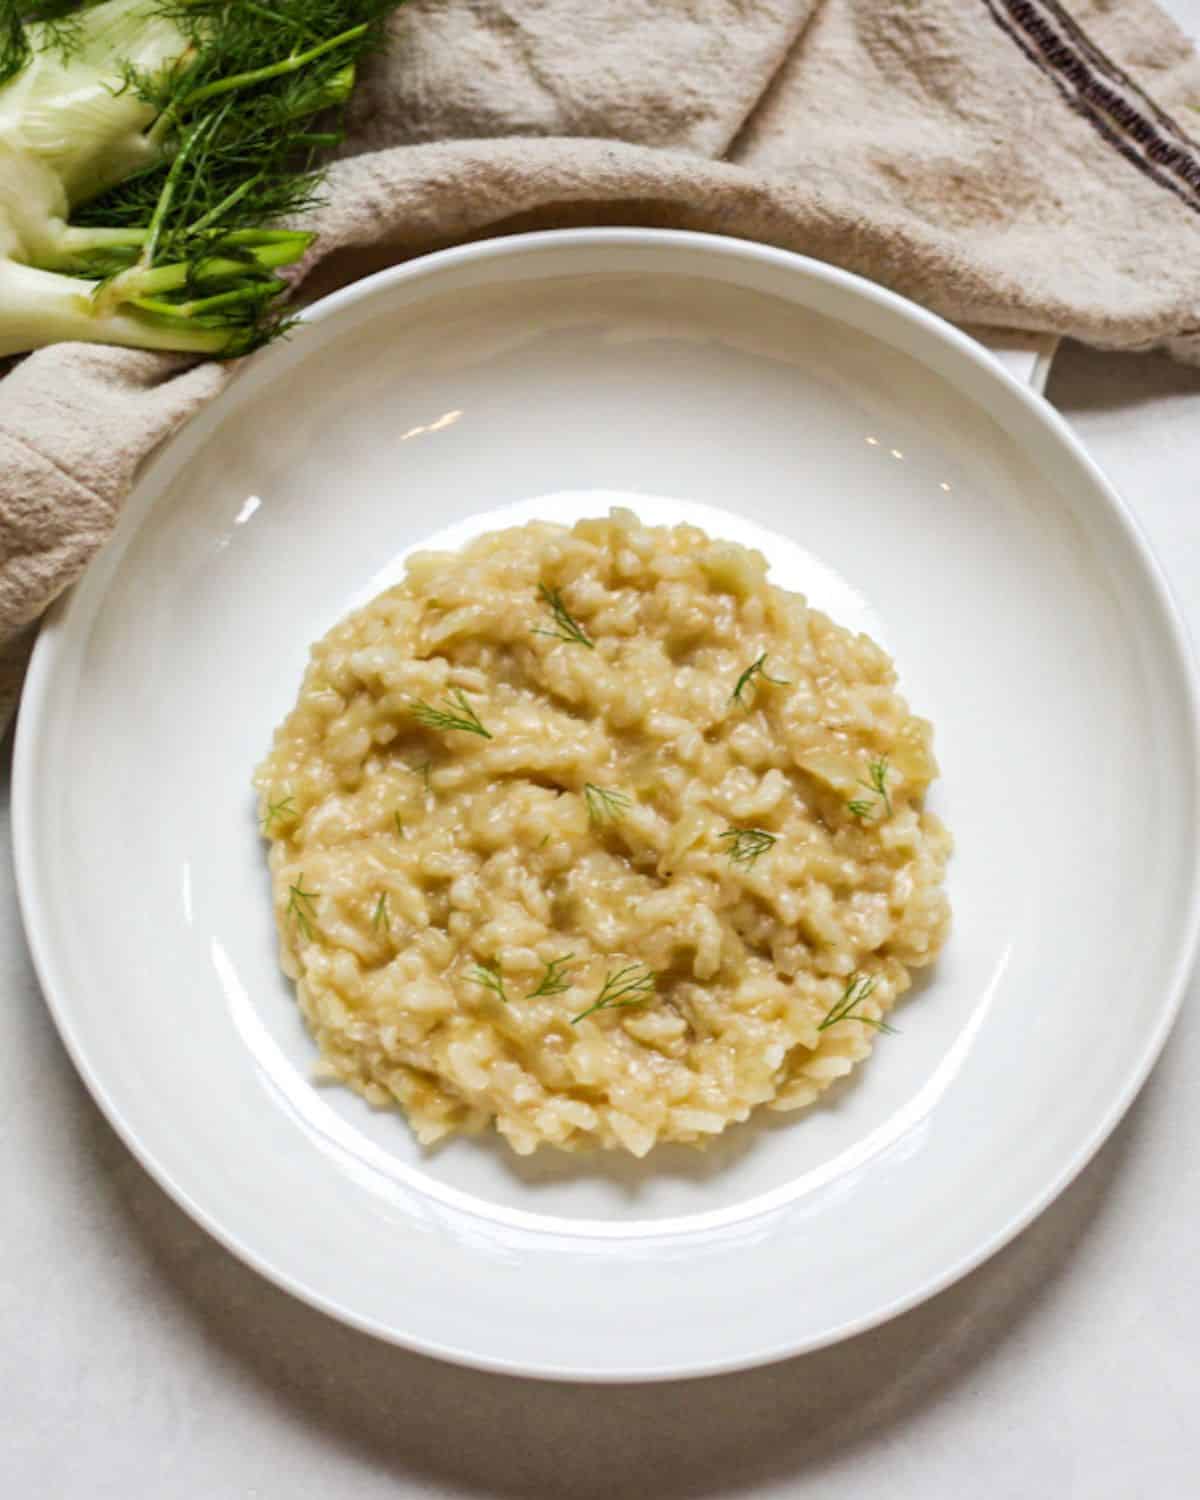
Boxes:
[6,13,1200,1496]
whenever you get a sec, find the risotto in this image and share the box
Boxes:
[255,510,951,1157]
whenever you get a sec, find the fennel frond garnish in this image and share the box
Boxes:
[847,756,893,821]
[817,974,897,1034]
[528,954,575,998]
[468,960,510,1004]
[571,963,656,1025]
[372,892,389,934]
[584,782,630,824]
[0,0,400,357]
[286,874,319,941]
[412,688,492,740]
[719,827,777,868]
[533,584,594,649]
[469,954,576,1003]
[260,794,295,831]
[730,653,790,709]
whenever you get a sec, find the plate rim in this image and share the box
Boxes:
[12,226,1200,1382]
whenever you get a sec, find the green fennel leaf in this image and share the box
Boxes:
[260,794,295,831]
[817,973,897,1034]
[571,963,656,1025]
[532,583,594,648]
[730,653,790,709]
[584,783,631,824]
[719,827,777,868]
[469,960,510,1005]
[411,688,492,740]
[286,873,319,941]
[527,954,574,999]
[845,755,893,821]
[865,755,893,816]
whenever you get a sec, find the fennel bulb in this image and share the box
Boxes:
[0,0,398,357]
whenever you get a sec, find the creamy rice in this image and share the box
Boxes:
[255,510,951,1156]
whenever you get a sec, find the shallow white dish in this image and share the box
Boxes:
[13,230,1200,1382]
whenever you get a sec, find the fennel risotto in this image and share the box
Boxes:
[255,511,951,1157]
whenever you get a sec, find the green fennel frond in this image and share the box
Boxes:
[846,755,893,821]
[527,954,575,999]
[411,688,492,739]
[260,793,295,831]
[719,827,777,868]
[571,963,656,1025]
[817,974,897,1034]
[731,653,790,709]
[286,874,319,941]
[372,891,389,933]
[866,756,893,816]
[584,783,631,824]
[469,960,510,1004]
[532,583,594,648]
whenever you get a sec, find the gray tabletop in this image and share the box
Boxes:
[5,4,1200,1484]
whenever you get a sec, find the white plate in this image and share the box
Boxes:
[13,231,1200,1382]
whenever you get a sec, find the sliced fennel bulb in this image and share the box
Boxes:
[0,0,399,358]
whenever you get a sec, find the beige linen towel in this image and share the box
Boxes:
[4,0,1200,723]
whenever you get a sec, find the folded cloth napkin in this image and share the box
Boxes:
[4,0,1200,726]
